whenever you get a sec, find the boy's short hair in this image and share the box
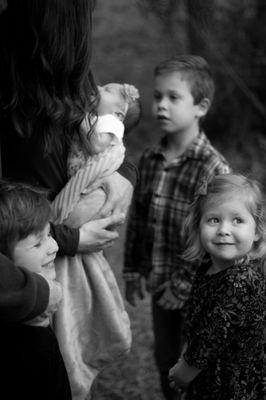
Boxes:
[154,54,215,105]
[0,180,52,256]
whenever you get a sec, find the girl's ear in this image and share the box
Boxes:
[196,98,210,118]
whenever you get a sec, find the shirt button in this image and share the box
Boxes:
[154,193,160,197]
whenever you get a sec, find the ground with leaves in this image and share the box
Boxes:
[90,226,164,400]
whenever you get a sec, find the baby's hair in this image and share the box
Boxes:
[120,84,142,135]
[123,97,142,135]
[154,54,215,105]
[0,180,52,256]
[184,173,266,263]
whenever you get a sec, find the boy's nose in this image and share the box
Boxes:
[48,236,59,255]
[157,98,167,109]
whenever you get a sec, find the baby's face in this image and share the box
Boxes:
[97,83,127,121]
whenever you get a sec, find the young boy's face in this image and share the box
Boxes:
[152,72,206,135]
[97,83,126,121]
[11,223,58,275]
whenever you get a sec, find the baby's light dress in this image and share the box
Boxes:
[51,115,131,400]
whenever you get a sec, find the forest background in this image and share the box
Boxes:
[90,1,266,399]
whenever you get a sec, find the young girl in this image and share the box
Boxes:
[51,83,141,399]
[169,173,266,400]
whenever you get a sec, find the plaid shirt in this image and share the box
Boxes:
[123,131,230,295]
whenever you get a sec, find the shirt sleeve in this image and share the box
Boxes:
[50,223,79,256]
[117,158,139,188]
[0,253,49,323]
[123,154,148,281]
[183,272,253,370]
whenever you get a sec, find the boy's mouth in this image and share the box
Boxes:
[42,260,55,269]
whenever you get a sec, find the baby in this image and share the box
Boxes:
[67,82,141,177]
[51,83,141,398]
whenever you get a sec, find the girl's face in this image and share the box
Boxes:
[200,193,259,269]
[11,223,58,276]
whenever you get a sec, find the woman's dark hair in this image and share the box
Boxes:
[0,0,98,151]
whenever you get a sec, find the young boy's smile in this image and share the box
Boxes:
[200,194,259,269]
[11,223,58,275]
[152,72,207,137]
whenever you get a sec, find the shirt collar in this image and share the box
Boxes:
[150,131,211,161]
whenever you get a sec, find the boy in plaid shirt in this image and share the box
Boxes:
[123,55,230,400]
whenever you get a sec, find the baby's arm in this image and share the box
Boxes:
[89,130,115,154]
[84,113,125,155]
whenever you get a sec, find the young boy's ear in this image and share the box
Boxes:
[196,98,210,118]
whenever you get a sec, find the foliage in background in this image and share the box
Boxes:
[92,0,266,188]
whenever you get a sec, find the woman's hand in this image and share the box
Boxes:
[92,172,134,217]
[78,213,125,253]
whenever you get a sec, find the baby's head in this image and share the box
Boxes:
[184,174,266,264]
[97,83,141,134]
[0,181,58,273]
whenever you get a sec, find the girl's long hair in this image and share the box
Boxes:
[184,173,266,263]
[0,0,98,152]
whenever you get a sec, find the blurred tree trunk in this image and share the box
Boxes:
[186,0,214,56]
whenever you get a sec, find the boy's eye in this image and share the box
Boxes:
[153,93,162,101]
[170,95,180,101]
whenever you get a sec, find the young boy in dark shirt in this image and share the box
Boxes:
[0,181,71,400]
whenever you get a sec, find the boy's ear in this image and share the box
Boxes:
[196,98,210,118]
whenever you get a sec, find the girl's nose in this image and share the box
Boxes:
[217,221,230,236]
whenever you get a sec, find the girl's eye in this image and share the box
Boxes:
[233,217,243,224]
[208,217,219,224]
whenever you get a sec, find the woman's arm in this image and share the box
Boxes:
[51,214,125,255]
[0,253,49,323]
[117,158,138,187]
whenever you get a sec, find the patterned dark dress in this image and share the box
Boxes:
[183,260,265,400]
